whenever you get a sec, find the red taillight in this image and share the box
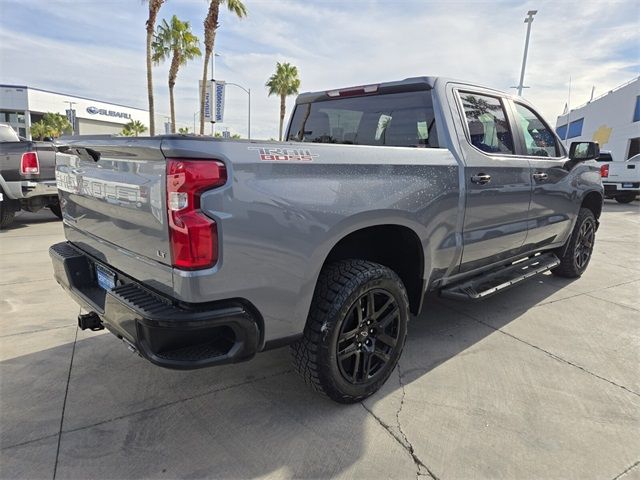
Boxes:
[166,159,227,270]
[20,151,39,175]
[600,164,609,178]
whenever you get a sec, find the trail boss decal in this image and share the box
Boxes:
[248,147,318,162]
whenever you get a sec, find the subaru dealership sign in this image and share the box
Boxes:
[86,106,131,119]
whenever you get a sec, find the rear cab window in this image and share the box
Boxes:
[287,91,439,148]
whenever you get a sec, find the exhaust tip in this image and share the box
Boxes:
[78,312,104,331]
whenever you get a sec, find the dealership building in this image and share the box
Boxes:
[0,84,150,139]
[555,76,640,161]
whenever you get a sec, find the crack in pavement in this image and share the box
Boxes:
[52,322,78,480]
[441,303,640,398]
[361,369,440,480]
[612,460,640,480]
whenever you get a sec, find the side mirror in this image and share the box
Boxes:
[569,141,599,161]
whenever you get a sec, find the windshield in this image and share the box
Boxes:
[287,91,439,148]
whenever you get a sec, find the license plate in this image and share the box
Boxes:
[95,264,116,291]
[622,183,634,188]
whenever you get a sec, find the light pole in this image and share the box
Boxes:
[65,101,76,135]
[514,10,537,97]
[211,52,220,136]
[226,82,251,140]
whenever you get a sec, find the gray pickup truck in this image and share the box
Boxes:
[50,77,603,402]
[0,123,61,228]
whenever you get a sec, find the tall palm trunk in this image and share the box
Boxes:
[168,52,180,134]
[146,28,156,136]
[200,0,220,135]
[199,53,210,135]
[279,94,286,141]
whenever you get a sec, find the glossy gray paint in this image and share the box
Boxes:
[53,77,603,346]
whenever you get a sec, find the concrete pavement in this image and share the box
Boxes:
[1,202,639,479]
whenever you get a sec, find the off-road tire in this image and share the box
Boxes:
[0,200,16,229]
[290,259,409,403]
[49,203,63,219]
[615,193,636,204]
[552,208,596,278]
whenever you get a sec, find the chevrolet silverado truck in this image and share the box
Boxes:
[599,152,639,203]
[49,77,603,403]
[0,123,61,228]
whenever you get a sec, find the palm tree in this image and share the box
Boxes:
[145,0,166,136]
[199,0,247,135]
[266,62,301,141]
[153,15,201,133]
[30,113,72,140]
[121,120,148,137]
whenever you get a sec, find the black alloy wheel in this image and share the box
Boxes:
[336,289,401,385]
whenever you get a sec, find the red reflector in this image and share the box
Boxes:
[600,164,609,178]
[166,159,227,270]
[20,151,39,175]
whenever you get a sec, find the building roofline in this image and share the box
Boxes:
[557,76,639,120]
[0,84,148,112]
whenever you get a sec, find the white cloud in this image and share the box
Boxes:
[1,0,638,139]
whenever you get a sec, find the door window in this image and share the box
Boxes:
[460,93,514,154]
[514,103,561,157]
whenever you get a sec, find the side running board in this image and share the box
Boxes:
[440,253,560,301]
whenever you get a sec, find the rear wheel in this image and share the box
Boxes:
[291,259,409,403]
[0,194,18,229]
[552,208,596,278]
[615,193,636,204]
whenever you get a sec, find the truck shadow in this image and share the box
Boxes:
[2,210,60,231]
[1,273,580,479]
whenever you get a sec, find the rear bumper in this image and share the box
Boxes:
[1,179,58,200]
[49,241,260,369]
[603,182,640,195]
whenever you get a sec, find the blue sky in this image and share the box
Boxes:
[1,0,638,139]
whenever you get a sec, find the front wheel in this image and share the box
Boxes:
[291,260,409,403]
[615,193,637,204]
[552,208,597,278]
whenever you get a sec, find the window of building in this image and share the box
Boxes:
[556,118,584,140]
[567,118,584,138]
[459,92,514,154]
[633,96,640,122]
[514,103,560,157]
[556,124,568,140]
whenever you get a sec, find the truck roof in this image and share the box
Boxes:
[295,76,510,105]
[295,76,440,104]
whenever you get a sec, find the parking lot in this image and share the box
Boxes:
[1,201,639,480]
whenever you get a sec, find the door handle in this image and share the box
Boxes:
[533,172,548,181]
[471,173,491,185]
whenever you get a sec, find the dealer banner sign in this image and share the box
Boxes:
[214,80,226,123]
[200,80,225,123]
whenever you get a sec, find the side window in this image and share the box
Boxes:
[460,92,514,154]
[514,103,560,157]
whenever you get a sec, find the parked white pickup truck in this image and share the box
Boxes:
[599,153,640,203]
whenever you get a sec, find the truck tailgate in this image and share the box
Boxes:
[55,139,171,267]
